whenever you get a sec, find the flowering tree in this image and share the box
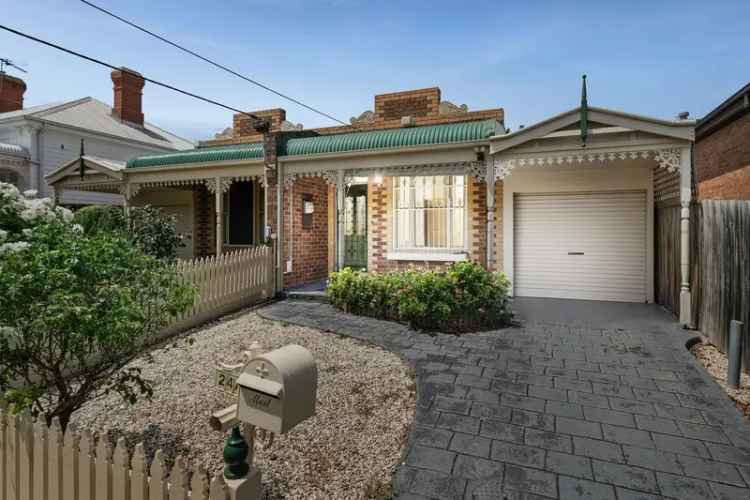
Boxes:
[0,184,195,428]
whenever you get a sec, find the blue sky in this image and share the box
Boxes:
[3,0,748,142]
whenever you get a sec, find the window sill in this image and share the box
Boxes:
[386,251,468,262]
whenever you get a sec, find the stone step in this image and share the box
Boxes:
[283,290,329,303]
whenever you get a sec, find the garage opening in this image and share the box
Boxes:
[513,191,647,302]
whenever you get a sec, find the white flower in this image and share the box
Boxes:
[23,189,38,199]
[22,228,33,238]
[0,229,6,243]
[56,206,74,223]
[72,224,83,234]
[0,241,30,255]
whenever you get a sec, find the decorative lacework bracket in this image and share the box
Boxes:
[494,148,682,180]
[205,178,233,194]
[283,170,338,188]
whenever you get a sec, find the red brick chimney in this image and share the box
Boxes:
[0,73,26,113]
[111,67,145,125]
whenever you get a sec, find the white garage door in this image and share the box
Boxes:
[514,191,647,302]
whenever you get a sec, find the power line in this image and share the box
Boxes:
[0,24,267,126]
[78,0,348,126]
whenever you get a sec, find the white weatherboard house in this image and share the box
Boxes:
[48,84,697,325]
[0,68,192,205]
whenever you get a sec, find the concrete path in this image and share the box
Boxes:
[258,299,750,499]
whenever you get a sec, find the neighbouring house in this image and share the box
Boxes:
[49,86,697,325]
[695,82,750,200]
[0,68,192,206]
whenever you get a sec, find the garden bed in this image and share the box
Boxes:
[71,308,415,499]
[690,339,750,421]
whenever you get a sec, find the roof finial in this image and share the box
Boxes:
[580,74,589,147]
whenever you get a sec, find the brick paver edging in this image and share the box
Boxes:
[258,301,750,500]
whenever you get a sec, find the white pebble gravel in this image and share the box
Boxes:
[72,307,415,499]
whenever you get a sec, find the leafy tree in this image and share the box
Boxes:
[0,184,195,429]
[74,204,185,261]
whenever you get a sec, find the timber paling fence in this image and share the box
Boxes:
[164,245,276,337]
[0,411,231,500]
[658,200,750,371]
[695,201,750,371]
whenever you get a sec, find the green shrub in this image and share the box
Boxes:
[74,204,184,261]
[327,262,513,333]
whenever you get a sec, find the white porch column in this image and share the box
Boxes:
[336,170,346,270]
[679,146,693,327]
[485,161,496,271]
[215,175,223,256]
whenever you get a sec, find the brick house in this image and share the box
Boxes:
[695,82,750,200]
[50,87,698,325]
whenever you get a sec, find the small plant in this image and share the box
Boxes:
[327,262,513,333]
[364,478,393,500]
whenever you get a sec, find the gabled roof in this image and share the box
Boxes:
[45,155,125,185]
[0,97,194,151]
[490,106,694,154]
[126,119,500,169]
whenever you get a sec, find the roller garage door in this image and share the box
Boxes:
[513,191,647,302]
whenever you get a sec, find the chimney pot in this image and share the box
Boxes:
[111,67,145,126]
[0,73,27,113]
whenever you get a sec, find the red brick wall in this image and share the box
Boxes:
[698,165,750,200]
[696,112,750,183]
[469,176,487,265]
[276,177,329,288]
[194,184,215,258]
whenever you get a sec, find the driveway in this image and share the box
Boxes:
[259,298,750,499]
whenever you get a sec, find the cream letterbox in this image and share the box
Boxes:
[236,344,317,434]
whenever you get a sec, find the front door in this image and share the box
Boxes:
[344,184,367,269]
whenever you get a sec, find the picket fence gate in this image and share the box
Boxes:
[0,411,231,500]
[164,245,276,337]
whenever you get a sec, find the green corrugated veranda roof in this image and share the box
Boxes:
[126,119,498,169]
[126,142,264,168]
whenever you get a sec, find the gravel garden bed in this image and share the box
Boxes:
[71,307,416,499]
[690,339,750,420]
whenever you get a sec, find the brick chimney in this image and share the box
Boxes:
[111,67,145,125]
[0,73,26,113]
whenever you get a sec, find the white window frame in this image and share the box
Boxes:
[389,175,469,260]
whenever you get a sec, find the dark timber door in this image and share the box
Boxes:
[344,184,367,269]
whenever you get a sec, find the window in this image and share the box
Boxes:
[223,181,254,245]
[393,175,465,250]
[0,169,19,186]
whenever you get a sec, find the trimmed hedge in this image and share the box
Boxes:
[327,262,513,333]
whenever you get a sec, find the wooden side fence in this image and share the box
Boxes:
[163,245,276,337]
[696,200,750,370]
[0,411,230,500]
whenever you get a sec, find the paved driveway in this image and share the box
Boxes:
[259,299,750,499]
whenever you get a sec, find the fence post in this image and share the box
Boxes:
[728,320,744,389]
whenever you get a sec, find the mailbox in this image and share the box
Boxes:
[236,344,317,434]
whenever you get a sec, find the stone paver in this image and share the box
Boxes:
[259,300,750,499]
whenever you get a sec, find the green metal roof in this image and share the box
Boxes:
[281,119,498,157]
[126,119,498,168]
[126,142,264,168]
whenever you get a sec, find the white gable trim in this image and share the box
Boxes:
[490,106,694,154]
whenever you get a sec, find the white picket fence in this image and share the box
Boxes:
[0,411,231,500]
[164,245,276,336]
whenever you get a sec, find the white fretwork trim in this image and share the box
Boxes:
[205,178,233,194]
[283,170,338,188]
[494,148,682,180]
[344,161,487,180]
